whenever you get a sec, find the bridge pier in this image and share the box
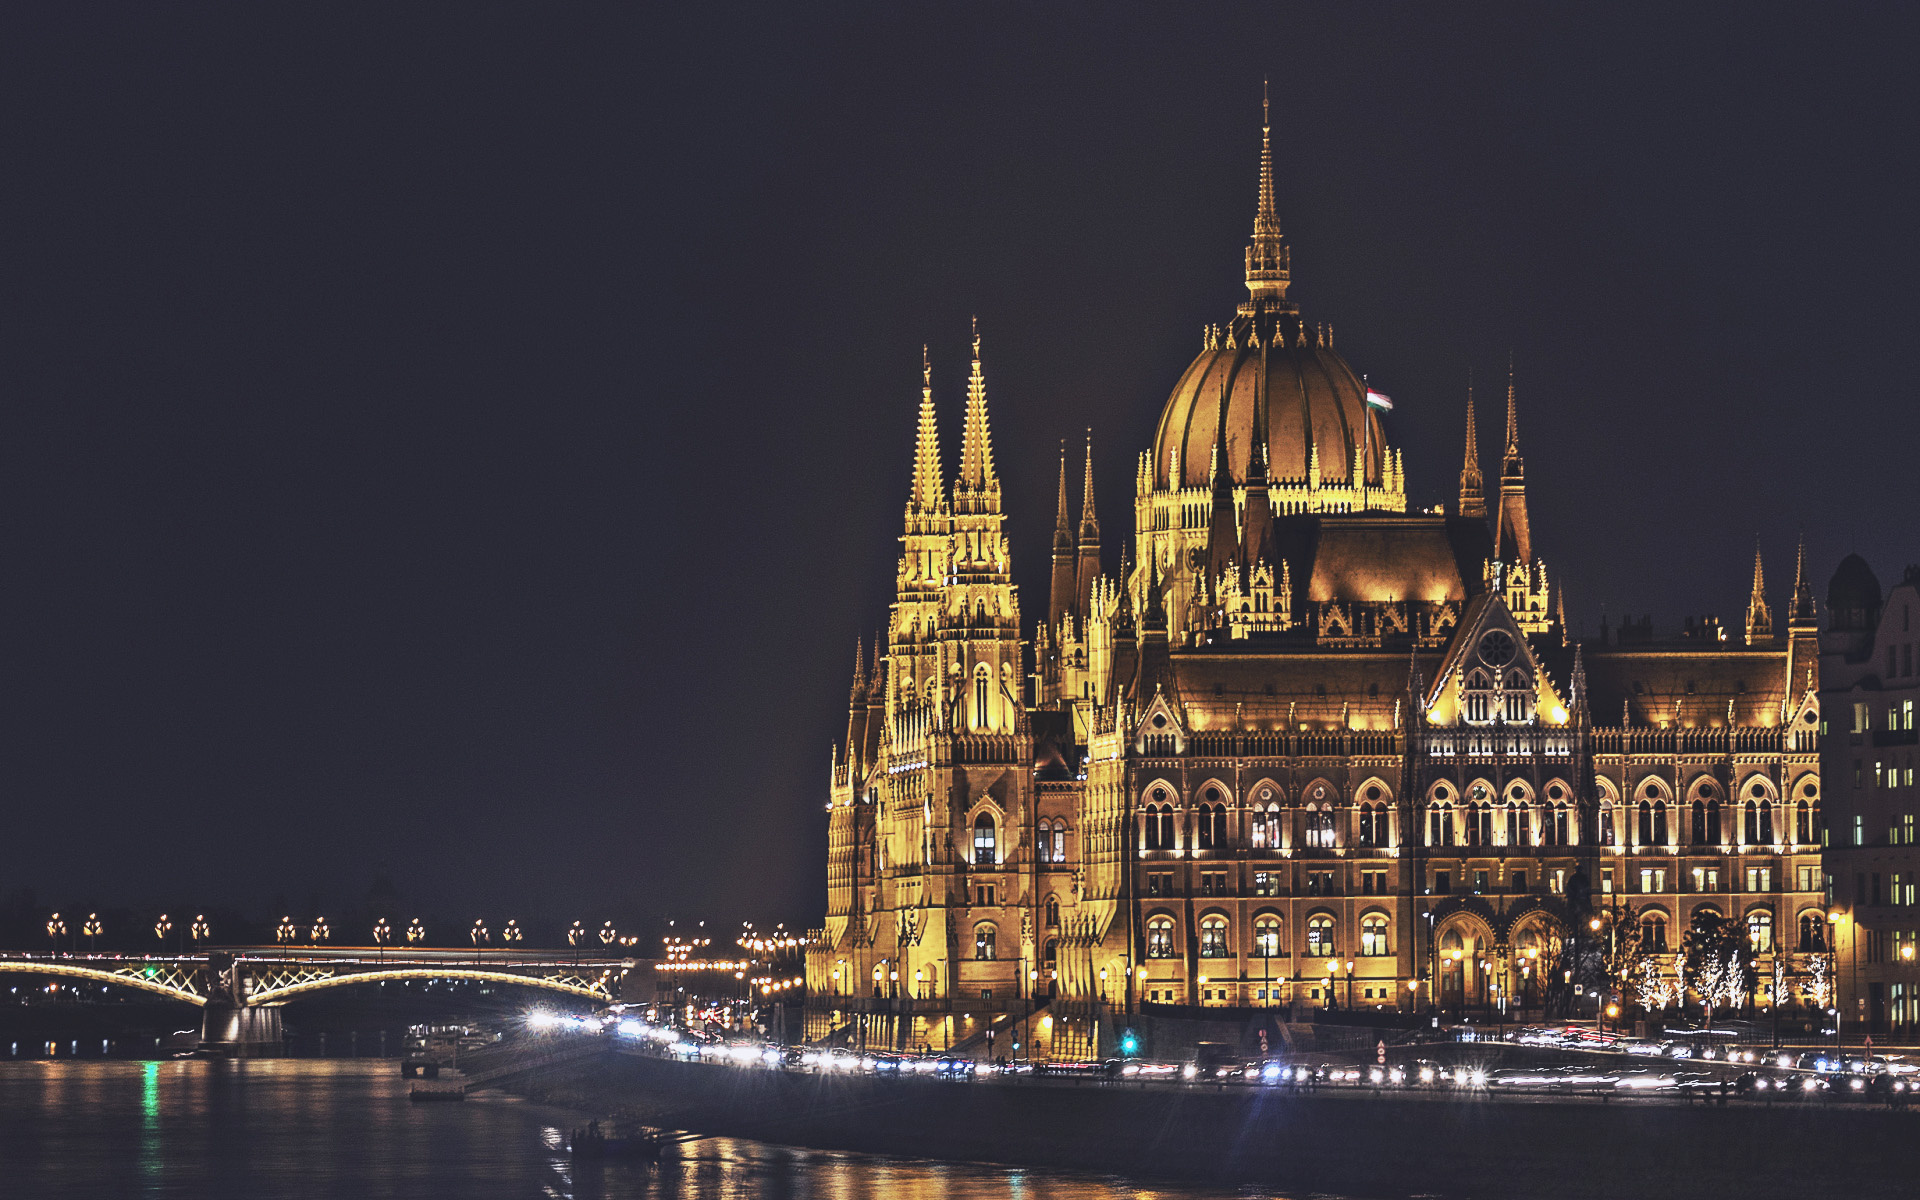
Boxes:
[199,1002,284,1057]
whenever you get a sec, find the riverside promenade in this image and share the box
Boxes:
[483,1028,1920,1200]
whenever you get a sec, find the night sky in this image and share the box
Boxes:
[2,5,1916,938]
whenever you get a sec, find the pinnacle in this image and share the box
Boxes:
[908,346,945,516]
[1078,429,1099,540]
[957,321,997,494]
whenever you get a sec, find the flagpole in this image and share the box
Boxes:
[1362,373,1371,502]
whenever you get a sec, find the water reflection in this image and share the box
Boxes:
[0,1059,1319,1200]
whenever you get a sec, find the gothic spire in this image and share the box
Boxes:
[908,346,944,516]
[1493,356,1533,565]
[955,317,998,500]
[1746,538,1775,643]
[1075,430,1103,622]
[1458,375,1487,520]
[1790,534,1817,624]
[1049,440,1077,630]
[1242,81,1293,311]
[850,638,867,704]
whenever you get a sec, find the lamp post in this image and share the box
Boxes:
[275,916,296,945]
[373,918,390,962]
[190,915,209,947]
[406,918,425,947]
[153,914,172,951]
[46,912,65,956]
[503,919,522,946]
[311,918,330,944]
[1346,959,1356,1010]
[1829,910,1845,1057]
[82,914,102,956]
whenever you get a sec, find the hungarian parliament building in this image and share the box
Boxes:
[803,106,1823,1057]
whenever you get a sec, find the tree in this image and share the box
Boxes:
[1595,902,1643,1014]
[1681,911,1752,1026]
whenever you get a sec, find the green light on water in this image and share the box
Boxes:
[142,1059,160,1122]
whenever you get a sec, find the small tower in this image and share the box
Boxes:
[1745,541,1775,644]
[1458,377,1487,520]
[1493,360,1532,565]
[1075,431,1102,623]
[1048,442,1076,631]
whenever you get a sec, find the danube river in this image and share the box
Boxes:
[0,1058,1334,1199]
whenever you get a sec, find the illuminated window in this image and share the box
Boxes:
[1143,802,1176,850]
[1306,806,1336,849]
[972,814,997,865]
[1045,896,1060,928]
[1146,916,1175,959]
[1640,912,1669,952]
[1747,909,1774,953]
[1360,913,1390,957]
[973,923,997,961]
[1199,915,1230,958]
[1253,915,1282,958]
[1306,914,1335,958]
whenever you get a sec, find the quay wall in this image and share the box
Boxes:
[509,1045,1920,1200]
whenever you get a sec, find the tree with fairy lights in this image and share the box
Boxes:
[1682,910,1752,1026]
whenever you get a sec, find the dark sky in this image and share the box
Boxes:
[2,5,1916,935]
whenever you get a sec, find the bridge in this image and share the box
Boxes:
[0,946,635,1054]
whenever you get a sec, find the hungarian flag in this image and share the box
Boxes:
[1365,388,1393,411]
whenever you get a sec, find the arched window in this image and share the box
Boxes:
[1758,800,1775,845]
[1199,914,1230,958]
[1306,805,1337,849]
[1599,801,1616,847]
[1468,802,1493,847]
[1357,802,1387,848]
[973,664,990,730]
[1640,911,1669,953]
[1464,670,1492,724]
[1653,801,1669,846]
[1691,800,1709,845]
[974,923,997,961]
[1253,915,1282,958]
[1705,798,1722,845]
[1360,913,1391,957]
[1195,801,1229,851]
[1251,801,1282,849]
[973,813,997,865]
[1638,800,1654,846]
[1541,802,1568,847]
[1043,937,1058,964]
[1143,795,1176,851]
[1499,801,1519,847]
[1146,915,1176,959]
[1306,914,1335,958]
[1795,799,1815,845]
[1047,821,1067,863]
[1428,801,1454,847]
[1798,911,1826,952]
[1045,896,1060,928]
[1747,909,1774,953]
[1504,672,1530,723]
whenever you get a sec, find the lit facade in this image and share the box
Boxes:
[1819,558,1920,1035]
[806,107,1822,1056]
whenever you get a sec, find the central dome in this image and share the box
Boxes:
[1152,313,1383,491]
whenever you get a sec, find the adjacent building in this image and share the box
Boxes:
[806,106,1824,1056]
[1819,557,1920,1036]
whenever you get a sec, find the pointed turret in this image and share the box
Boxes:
[1746,540,1775,644]
[1075,431,1102,622]
[1570,643,1589,722]
[1205,380,1241,602]
[953,318,1000,513]
[1242,350,1275,572]
[908,346,944,518]
[845,640,870,772]
[1048,441,1076,629]
[1790,535,1816,625]
[1241,82,1295,315]
[1493,359,1533,565]
[1458,377,1487,520]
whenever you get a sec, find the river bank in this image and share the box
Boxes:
[496,1042,1920,1200]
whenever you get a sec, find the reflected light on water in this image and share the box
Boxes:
[0,1059,1335,1200]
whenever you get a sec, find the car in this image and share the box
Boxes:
[931,1056,975,1080]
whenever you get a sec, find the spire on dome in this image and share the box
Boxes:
[1242,81,1293,312]
[908,346,945,516]
[1458,375,1487,520]
[956,317,998,499]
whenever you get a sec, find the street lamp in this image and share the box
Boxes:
[406,918,425,945]
[190,915,209,945]
[373,918,390,962]
[82,914,103,955]
[311,918,330,944]
[154,914,172,946]
[600,921,616,948]
[471,919,489,948]
[46,912,65,955]
[503,919,522,945]
[568,921,584,947]
[276,916,297,944]
[1346,959,1356,1010]
[1829,910,1845,1054]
